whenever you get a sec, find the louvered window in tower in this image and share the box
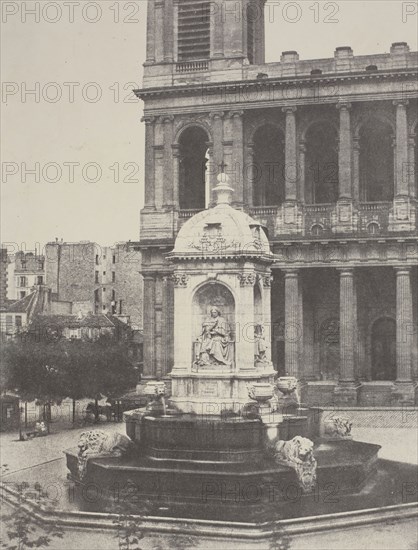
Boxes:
[177,0,210,61]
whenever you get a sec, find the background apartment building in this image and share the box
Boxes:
[45,240,143,330]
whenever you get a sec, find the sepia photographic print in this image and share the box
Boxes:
[1,1,418,549]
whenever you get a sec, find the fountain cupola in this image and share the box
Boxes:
[168,173,275,415]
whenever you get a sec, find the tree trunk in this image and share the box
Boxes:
[94,397,99,422]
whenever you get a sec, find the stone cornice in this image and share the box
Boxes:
[135,67,418,101]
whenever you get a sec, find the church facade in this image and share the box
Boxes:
[136,0,418,406]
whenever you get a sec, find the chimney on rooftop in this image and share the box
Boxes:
[334,46,354,72]
[390,42,410,68]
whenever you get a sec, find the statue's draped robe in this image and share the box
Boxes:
[200,316,231,365]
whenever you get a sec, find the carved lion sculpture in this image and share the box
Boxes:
[323,416,353,439]
[273,436,317,493]
[77,430,132,480]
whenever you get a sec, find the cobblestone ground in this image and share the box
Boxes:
[1,422,417,550]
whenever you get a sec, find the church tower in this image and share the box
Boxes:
[144,0,266,70]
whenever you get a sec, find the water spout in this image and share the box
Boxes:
[161,395,167,416]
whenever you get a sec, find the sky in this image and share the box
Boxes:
[1,0,417,251]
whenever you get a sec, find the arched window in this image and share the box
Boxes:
[371,317,396,380]
[359,119,394,202]
[305,122,339,204]
[252,125,285,206]
[179,126,209,210]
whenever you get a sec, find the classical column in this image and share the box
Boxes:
[298,139,306,203]
[172,144,180,208]
[154,274,163,379]
[337,102,352,199]
[284,269,300,377]
[142,275,156,378]
[162,116,174,208]
[408,134,416,198]
[163,0,174,62]
[212,0,224,58]
[143,117,156,209]
[145,0,156,63]
[209,112,224,201]
[230,110,244,206]
[394,100,409,197]
[395,268,413,381]
[334,268,360,404]
[353,137,360,202]
[154,0,164,62]
[153,117,164,208]
[339,269,356,382]
[282,107,298,201]
[244,142,254,207]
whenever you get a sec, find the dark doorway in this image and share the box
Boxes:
[371,317,396,380]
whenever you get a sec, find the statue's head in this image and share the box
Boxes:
[210,306,221,318]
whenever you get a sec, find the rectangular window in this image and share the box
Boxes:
[37,275,43,285]
[119,300,123,314]
[112,289,116,301]
[112,255,116,264]
[15,316,22,327]
[177,0,210,61]
[6,315,13,331]
[95,254,99,265]
[19,276,26,287]
[20,291,26,299]
[95,271,99,283]
[103,271,106,276]
[112,272,116,283]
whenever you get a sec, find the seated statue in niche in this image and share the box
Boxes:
[195,306,232,367]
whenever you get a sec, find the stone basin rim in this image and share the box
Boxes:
[2,481,417,538]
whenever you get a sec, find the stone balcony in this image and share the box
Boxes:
[141,199,417,242]
[248,198,417,239]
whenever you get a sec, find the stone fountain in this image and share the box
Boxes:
[65,175,382,519]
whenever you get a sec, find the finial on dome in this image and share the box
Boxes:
[213,164,234,205]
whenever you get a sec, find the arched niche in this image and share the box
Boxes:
[359,118,394,202]
[252,124,285,206]
[305,121,339,204]
[254,282,263,326]
[192,283,235,342]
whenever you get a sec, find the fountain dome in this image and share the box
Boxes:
[171,173,271,259]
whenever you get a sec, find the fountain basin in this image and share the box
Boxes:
[65,439,382,519]
[142,414,265,463]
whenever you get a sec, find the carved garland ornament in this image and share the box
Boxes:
[238,273,256,286]
[171,273,189,287]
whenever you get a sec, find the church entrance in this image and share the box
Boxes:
[371,317,396,381]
